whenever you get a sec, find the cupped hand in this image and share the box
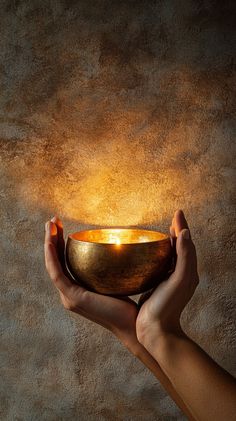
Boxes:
[44,217,139,350]
[136,210,199,346]
[44,210,199,352]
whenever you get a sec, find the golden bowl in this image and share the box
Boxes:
[65,228,174,296]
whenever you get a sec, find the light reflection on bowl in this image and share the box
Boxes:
[65,228,174,296]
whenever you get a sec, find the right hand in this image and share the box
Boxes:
[136,210,199,346]
[44,216,139,351]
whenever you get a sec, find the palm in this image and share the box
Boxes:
[136,278,172,334]
[61,283,138,338]
[44,217,138,340]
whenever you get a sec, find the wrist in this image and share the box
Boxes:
[115,328,195,420]
[137,319,186,355]
[114,329,142,357]
[116,329,195,421]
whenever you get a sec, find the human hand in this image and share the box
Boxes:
[44,216,139,351]
[44,211,198,353]
[136,210,199,347]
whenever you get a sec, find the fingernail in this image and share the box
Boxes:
[51,215,59,223]
[51,215,63,228]
[45,221,50,232]
[182,229,190,239]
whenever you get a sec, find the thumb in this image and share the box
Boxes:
[174,228,193,282]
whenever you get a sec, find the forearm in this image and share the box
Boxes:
[118,335,196,420]
[142,330,236,421]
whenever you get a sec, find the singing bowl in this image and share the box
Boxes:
[65,228,174,296]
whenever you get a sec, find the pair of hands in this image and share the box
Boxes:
[44,210,199,352]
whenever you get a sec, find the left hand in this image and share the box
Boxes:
[44,216,139,351]
[136,210,199,347]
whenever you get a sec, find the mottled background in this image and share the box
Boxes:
[1,0,236,419]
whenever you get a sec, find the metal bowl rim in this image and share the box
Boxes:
[67,228,171,246]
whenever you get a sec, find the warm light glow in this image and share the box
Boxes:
[108,232,121,245]
[3,99,219,227]
[115,237,121,246]
[70,229,168,244]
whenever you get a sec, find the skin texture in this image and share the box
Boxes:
[136,210,199,344]
[136,211,236,421]
[44,210,236,420]
[44,212,194,419]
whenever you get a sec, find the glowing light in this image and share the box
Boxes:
[139,236,150,243]
[108,233,121,246]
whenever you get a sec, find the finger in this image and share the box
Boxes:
[51,215,65,249]
[169,225,175,238]
[45,220,57,246]
[51,216,65,264]
[174,210,190,237]
[45,241,73,295]
[44,222,73,295]
[169,225,177,266]
[174,228,198,283]
[49,217,74,281]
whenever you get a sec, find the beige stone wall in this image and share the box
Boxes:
[1,1,235,419]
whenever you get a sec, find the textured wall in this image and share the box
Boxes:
[1,1,236,420]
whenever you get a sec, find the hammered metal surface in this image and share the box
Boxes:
[66,229,173,296]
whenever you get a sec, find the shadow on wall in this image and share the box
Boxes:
[1,0,235,116]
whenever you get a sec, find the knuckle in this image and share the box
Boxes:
[53,273,62,286]
[78,288,88,302]
[60,296,69,309]
[60,294,77,312]
[64,301,75,311]
[71,287,87,305]
[66,288,88,312]
[63,302,71,311]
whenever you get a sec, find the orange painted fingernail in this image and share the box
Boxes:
[51,215,63,228]
[50,222,57,236]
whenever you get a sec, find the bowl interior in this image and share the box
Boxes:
[69,228,169,245]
